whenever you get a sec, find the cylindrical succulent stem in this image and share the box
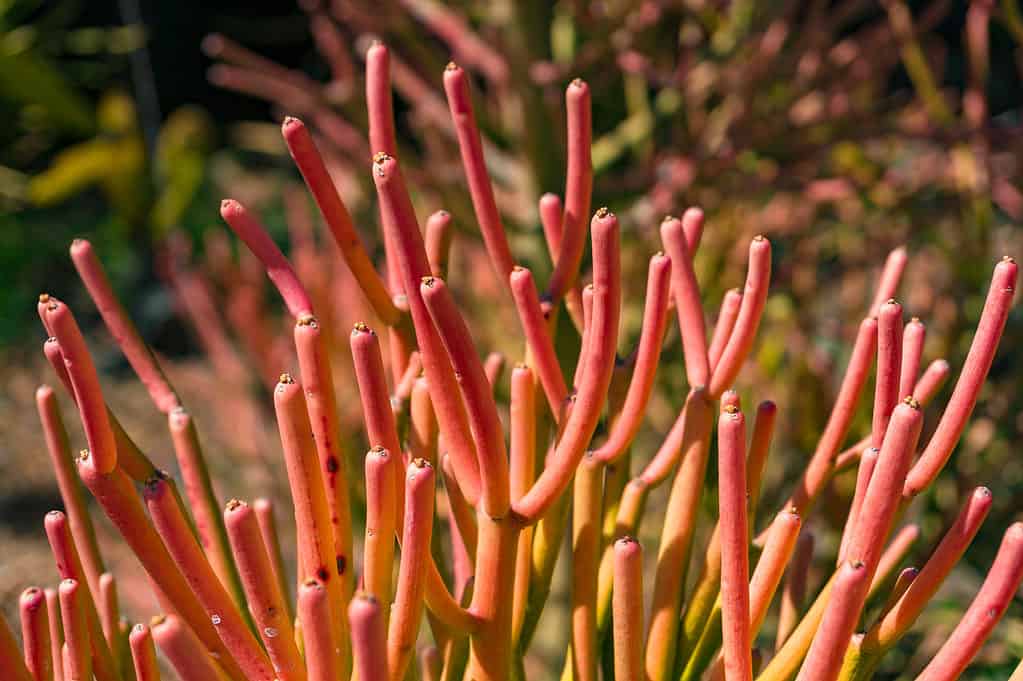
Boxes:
[297,580,341,681]
[570,454,603,681]
[421,275,510,515]
[870,247,908,314]
[708,288,743,371]
[443,63,515,285]
[547,78,592,303]
[913,523,1023,681]
[750,510,803,638]
[871,299,903,448]
[145,476,275,681]
[389,459,437,680]
[44,300,117,475]
[509,265,570,416]
[612,537,644,681]
[150,615,228,681]
[294,317,354,600]
[898,317,926,399]
[795,562,870,681]
[70,239,179,412]
[465,511,518,681]
[644,389,714,681]
[837,447,880,565]
[252,498,292,621]
[350,594,389,681]
[718,399,753,681]
[789,316,878,513]
[363,446,398,610]
[273,375,345,672]
[904,257,1017,497]
[96,574,121,678]
[410,376,439,465]
[281,117,400,325]
[372,152,483,505]
[513,208,621,524]
[58,580,91,681]
[20,587,52,681]
[2,610,33,681]
[36,386,105,598]
[709,235,772,398]
[128,625,160,681]
[595,251,672,463]
[223,499,305,681]
[660,215,709,388]
[510,365,537,644]
[44,588,64,681]
[43,512,119,681]
[776,531,815,651]
[425,209,455,279]
[167,407,245,615]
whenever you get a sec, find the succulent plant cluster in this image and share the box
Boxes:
[3,21,1022,681]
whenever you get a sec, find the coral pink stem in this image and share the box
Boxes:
[58,580,91,681]
[547,79,593,303]
[612,537,644,681]
[45,589,64,681]
[425,210,455,279]
[904,257,1017,497]
[837,447,880,565]
[128,625,160,681]
[718,400,753,681]
[150,615,227,681]
[709,235,772,397]
[899,317,926,399]
[708,288,742,371]
[20,587,52,681]
[509,266,569,415]
[595,251,672,463]
[871,300,903,447]
[350,594,389,681]
[297,580,341,681]
[442,64,515,284]
[870,247,908,314]
[660,215,709,388]
[794,561,870,681]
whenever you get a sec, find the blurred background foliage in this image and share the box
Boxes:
[1,0,1022,678]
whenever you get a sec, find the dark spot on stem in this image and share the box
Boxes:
[326,456,339,474]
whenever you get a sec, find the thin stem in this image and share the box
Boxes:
[913,523,1023,681]
[96,574,120,677]
[363,446,398,608]
[45,588,64,681]
[571,454,603,681]
[3,609,36,681]
[547,79,593,303]
[443,63,515,285]
[869,247,908,314]
[904,257,1017,497]
[660,215,709,388]
[898,318,926,399]
[836,448,879,565]
[426,210,455,279]
[510,265,569,416]
[718,399,753,681]
[282,118,400,325]
[145,477,275,681]
[510,365,537,644]
[223,500,305,681]
[776,531,815,651]
[708,288,743,371]
[252,498,292,621]
[595,251,672,463]
[58,580,91,681]
[150,615,228,681]
[795,561,870,681]
[612,537,644,681]
[709,235,772,398]
[871,299,903,448]
[389,459,437,680]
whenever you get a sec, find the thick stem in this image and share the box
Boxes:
[426,210,455,279]
[708,289,743,371]
[836,447,879,565]
[870,300,903,448]
[350,594,389,681]
[869,247,908,314]
[776,531,815,651]
[297,580,340,681]
[20,587,52,681]
[570,454,603,681]
[510,266,569,416]
[660,215,709,388]
[898,318,926,399]
[150,615,228,681]
[58,580,91,681]
[363,446,397,610]
[3,609,35,681]
[45,588,64,681]
[252,498,292,621]
[128,625,160,681]
[510,366,537,644]
[794,562,870,681]
[612,537,644,681]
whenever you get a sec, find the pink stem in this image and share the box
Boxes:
[70,239,179,412]
[913,522,1023,681]
[297,580,341,681]
[421,275,510,516]
[128,625,160,681]
[836,447,880,565]
[20,587,52,681]
[904,257,1017,497]
[45,588,64,681]
[150,615,226,681]
[43,300,117,475]
[425,210,455,279]
[365,41,398,156]
[794,561,870,681]
[483,352,505,389]
[410,376,439,465]
[513,208,621,524]
[509,266,569,416]
[682,207,705,254]
[145,477,275,681]
[2,610,33,681]
[708,288,743,371]
[612,537,644,681]
[595,251,672,463]
[871,299,903,448]
[219,199,313,318]
[442,63,515,284]
[547,79,593,303]
[776,532,815,651]
[372,152,483,505]
[350,594,389,681]
[718,399,753,681]
[252,498,292,621]
[709,235,772,398]
[913,358,950,406]
[363,446,398,610]
[539,193,564,260]
[223,500,305,681]
[660,215,709,388]
[898,317,926,399]
[58,580,91,681]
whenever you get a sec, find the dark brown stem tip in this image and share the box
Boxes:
[884,298,898,306]
[570,77,585,88]
[47,301,59,312]
[225,498,246,512]
[78,449,90,462]
[753,234,766,242]
[849,560,865,570]
[278,372,295,385]
[372,151,392,164]
[296,313,318,327]
[595,206,612,219]
[38,293,50,303]
[411,457,432,469]
[445,61,460,72]
[421,276,437,287]
[302,578,324,589]
[352,321,373,335]
[46,336,57,343]
[616,535,638,545]
[902,395,921,410]
[369,445,388,456]
[722,404,740,414]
